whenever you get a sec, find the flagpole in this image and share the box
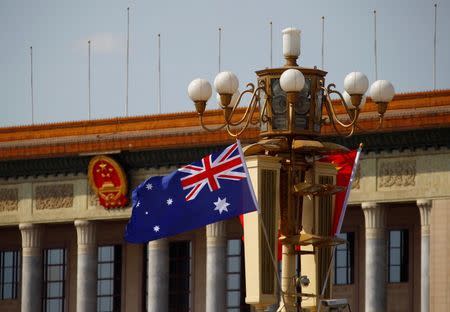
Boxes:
[270,21,273,68]
[218,27,222,72]
[88,40,91,120]
[317,143,363,312]
[374,10,378,81]
[158,33,161,114]
[321,16,325,69]
[126,7,130,117]
[433,3,437,90]
[30,46,34,125]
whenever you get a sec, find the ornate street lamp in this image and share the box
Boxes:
[188,27,394,311]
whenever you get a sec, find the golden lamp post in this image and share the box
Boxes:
[188,28,394,311]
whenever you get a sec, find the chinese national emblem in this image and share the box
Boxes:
[88,156,128,209]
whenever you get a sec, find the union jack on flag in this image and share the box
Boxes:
[179,143,246,201]
[125,140,259,243]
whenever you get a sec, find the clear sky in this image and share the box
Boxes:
[1,0,449,126]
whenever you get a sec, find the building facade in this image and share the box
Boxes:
[0,90,449,311]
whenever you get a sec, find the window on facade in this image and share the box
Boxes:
[226,239,250,312]
[43,248,66,312]
[97,245,122,312]
[388,230,408,283]
[169,241,191,312]
[334,232,354,285]
[0,250,20,300]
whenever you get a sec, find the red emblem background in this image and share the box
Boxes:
[88,156,128,209]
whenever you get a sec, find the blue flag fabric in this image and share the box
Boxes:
[125,140,258,243]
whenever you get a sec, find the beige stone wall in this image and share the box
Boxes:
[348,147,450,204]
[430,198,450,312]
[0,166,179,227]
[0,148,448,226]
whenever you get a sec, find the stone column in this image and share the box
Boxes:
[74,220,97,312]
[148,238,169,312]
[206,221,227,312]
[19,223,43,312]
[362,202,386,312]
[417,199,432,312]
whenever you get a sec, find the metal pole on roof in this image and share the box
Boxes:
[270,21,273,68]
[158,33,161,114]
[30,46,34,124]
[433,3,437,90]
[321,16,325,69]
[374,10,378,81]
[126,7,130,117]
[218,27,222,73]
[88,40,91,120]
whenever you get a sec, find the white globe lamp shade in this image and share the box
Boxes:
[343,91,367,109]
[282,27,301,59]
[370,80,395,103]
[216,90,240,106]
[343,72,369,95]
[187,78,212,102]
[214,71,239,95]
[280,69,305,93]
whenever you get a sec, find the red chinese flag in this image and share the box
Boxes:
[321,147,361,236]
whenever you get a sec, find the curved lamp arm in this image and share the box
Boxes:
[322,99,357,137]
[322,85,360,129]
[225,88,264,137]
[198,114,228,132]
[355,116,384,132]
[227,83,257,126]
[198,82,267,137]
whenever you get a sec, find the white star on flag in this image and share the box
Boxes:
[213,197,230,214]
[167,198,173,206]
[136,201,140,207]
[146,183,153,190]
[153,225,160,232]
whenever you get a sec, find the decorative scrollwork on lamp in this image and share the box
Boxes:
[321,72,395,137]
[187,27,395,140]
[188,72,267,137]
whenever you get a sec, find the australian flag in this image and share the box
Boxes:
[125,140,259,243]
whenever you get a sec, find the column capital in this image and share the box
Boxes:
[75,220,96,254]
[206,221,226,247]
[417,199,432,209]
[417,199,432,236]
[148,238,169,251]
[206,221,226,237]
[19,223,43,257]
[362,202,386,239]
